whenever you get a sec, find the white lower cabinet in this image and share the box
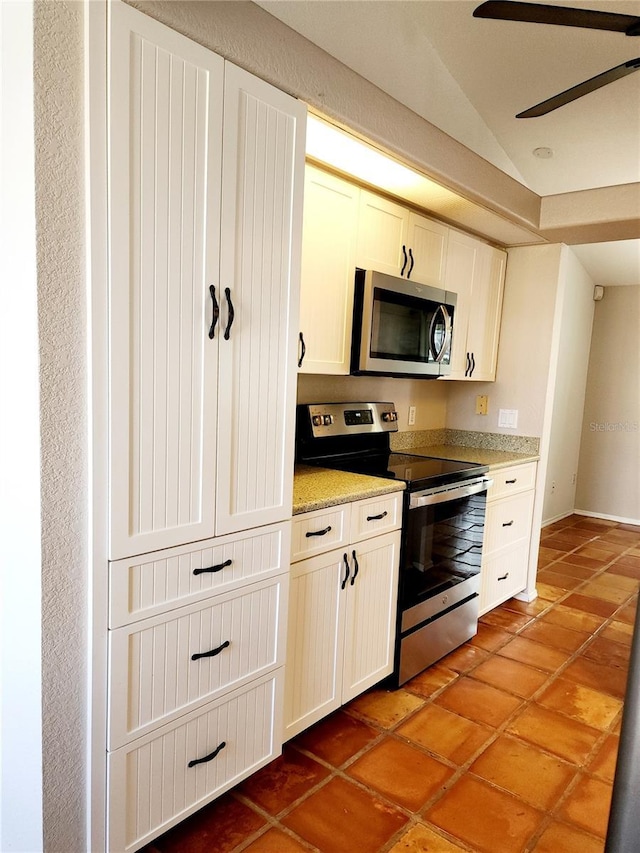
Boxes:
[480,462,537,614]
[106,524,290,852]
[284,493,402,740]
[108,671,283,853]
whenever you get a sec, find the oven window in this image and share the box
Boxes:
[401,492,486,605]
[370,287,434,363]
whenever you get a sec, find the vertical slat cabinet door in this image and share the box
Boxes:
[342,531,400,704]
[216,63,306,535]
[108,2,223,559]
[283,550,346,740]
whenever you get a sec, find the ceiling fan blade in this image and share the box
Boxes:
[516,57,640,117]
[474,2,640,36]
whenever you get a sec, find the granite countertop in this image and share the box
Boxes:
[292,444,538,515]
[406,444,539,471]
[293,465,405,515]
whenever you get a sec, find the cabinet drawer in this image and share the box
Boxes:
[484,491,535,556]
[109,522,290,628]
[480,540,530,615]
[350,492,403,543]
[291,504,351,562]
[488,463,537,500]
[108,575,287,749]
[107,670,282,853]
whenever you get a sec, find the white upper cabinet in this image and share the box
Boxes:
[356,190,448,287]
[356,192,409,276]
[216,64,305,535]
[107,3,305,559]
[298,166,360,375]
[444,230,506,382]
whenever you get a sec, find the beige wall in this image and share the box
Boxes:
[446,244,563,439]
[542,249,595,523]
[576,286,640,522]
[297,374,448,432]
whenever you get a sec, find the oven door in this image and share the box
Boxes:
[399,478,490,625]
[352,269,455,377]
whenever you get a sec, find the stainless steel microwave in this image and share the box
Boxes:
[350,269,457,378]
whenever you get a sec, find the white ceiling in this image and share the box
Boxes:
[255,0,640,285]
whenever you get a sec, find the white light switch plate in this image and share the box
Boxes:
[498,408,518,429]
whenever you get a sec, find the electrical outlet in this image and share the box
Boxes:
[571,472,577,485]
[551,480,556,494]
[408,405,416,426]
[475,395,488,415]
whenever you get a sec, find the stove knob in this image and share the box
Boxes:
[382,411,397,422]
[323,414,334,425]
[311,415,324,427]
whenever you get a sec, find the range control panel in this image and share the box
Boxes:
[306,402,398,438]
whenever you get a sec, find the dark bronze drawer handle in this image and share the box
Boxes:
[366,511,388,522]
[505,478,517,484]
[502,520,515,527]
[191,640,230,662]
[188,740,226,768]
[193,558,232,576]
[498,572,510,581]
[306,525,332,538]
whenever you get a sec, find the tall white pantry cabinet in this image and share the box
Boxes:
[89,3,306,851]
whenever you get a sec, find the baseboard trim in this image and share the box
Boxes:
[542,511,576,527]
[574,509,640,526]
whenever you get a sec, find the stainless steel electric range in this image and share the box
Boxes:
[296,401,492,686]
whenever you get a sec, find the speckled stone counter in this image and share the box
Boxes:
[293,465,405,515]
[406,444,539,471]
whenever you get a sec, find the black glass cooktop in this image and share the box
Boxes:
[326,452,488,491]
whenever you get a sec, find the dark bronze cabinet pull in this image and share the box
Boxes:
[223,287,235,340]
[298,331,306,368]
[401,245,408,276]
[208,285,220,339]
[505,478,517,484]
[498,572,510,581]
[366,511,388,522]
[465,352,471,377]
[188,740,226,768]
[469,352,475,376]
[341,552,350,590]
[502,520,515,527]
[350,550,359,586]
[305,525,332,538]
[407,247,415,278]
[191,640,230,661]
[193,558,232,576]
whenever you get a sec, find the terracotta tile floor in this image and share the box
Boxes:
[144,515,639,853]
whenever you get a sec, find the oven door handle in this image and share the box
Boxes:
[408,477,492,509]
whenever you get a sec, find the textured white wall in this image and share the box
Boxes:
[576,286,640,522]
[34,1,88,850]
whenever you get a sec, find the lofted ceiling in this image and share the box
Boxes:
[255,0,640,286]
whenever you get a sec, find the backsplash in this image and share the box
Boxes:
[391,428,540,455]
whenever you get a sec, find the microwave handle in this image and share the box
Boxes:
[429,304,452,363]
